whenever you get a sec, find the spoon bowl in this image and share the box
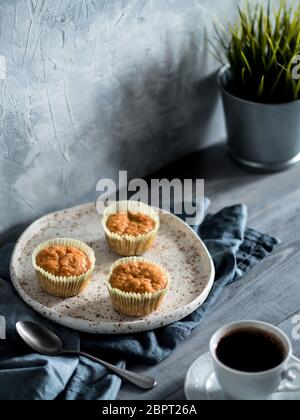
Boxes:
[16,321,63,356]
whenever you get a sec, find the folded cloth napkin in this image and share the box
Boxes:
[0,205,280,400]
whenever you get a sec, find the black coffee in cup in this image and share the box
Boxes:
[216,328,286,373]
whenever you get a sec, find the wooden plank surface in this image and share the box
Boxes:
[118,143,300,400]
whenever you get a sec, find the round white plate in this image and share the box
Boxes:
[184,353,300,400]
[10,203,215,335]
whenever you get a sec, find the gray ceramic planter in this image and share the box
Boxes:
[218,65,300,172]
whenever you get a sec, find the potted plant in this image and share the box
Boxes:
[214,0,300,172]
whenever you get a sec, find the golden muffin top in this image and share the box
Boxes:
[36,245,92,277]
[106,211,156,237]
[109,261,168,294]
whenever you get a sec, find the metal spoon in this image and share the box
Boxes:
[16,321,157,390]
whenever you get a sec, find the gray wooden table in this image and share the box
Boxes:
[118,143,300,400]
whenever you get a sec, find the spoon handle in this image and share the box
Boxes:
[64,350,157,390]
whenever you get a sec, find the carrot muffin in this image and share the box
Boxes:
[36,246,91,277]
[32,238,95,298]
[106,257,170,317]
[102,201,159,256]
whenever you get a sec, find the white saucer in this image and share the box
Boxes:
[184,352,300,401]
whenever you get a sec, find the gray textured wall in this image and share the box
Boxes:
[0,0,243,241]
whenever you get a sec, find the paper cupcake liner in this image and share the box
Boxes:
[32,238,96,298]
[102,201,160,256]
[106,257,170,317]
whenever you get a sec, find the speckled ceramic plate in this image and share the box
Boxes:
[10,203,215,334]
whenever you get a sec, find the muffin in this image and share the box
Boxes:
[106,257,170,317]
[32,238,96,298]
[102,201,159,256]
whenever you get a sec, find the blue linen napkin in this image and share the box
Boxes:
[0,205,280,400]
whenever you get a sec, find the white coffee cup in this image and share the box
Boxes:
[210,320,300,400]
